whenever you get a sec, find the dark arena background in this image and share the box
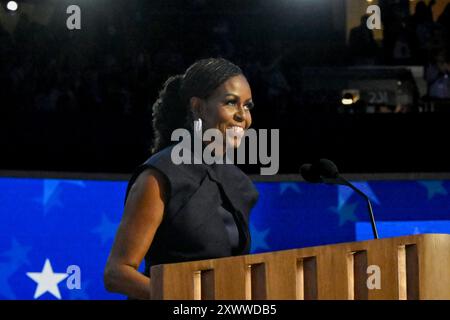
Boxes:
[1,0,450,301]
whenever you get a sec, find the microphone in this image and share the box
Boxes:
[300,159,379,239]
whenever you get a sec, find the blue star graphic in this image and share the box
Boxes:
[279,183,301,195]
[329,202,359,226]
[1,238,31,266]
[0,263,19,299]
[337,182,380,209]
[91,213,120,245]
[418,181,448,200]
[34,179,86,215]
[250,224,271,253]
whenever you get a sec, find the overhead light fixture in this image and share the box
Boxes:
[341,90,361,106]
[6,1,18,12]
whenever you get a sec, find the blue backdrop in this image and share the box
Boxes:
[1,175,449,300]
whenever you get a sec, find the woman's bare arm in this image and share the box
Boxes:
[104,168,167,299]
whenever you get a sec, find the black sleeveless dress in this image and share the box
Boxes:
[124,144,259,277]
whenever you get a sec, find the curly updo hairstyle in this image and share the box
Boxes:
[151,58,243,154]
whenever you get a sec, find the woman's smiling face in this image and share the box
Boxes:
[192,75,254,149]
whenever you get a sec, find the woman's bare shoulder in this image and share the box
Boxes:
[127,167,169,207]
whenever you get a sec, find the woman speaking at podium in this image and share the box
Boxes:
[104,58,259,299]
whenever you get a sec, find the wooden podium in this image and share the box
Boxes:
[150,234,450,300]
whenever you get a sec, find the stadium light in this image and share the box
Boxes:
[6,1,18,12]
[341,90,361,106]
[341,93,355,105]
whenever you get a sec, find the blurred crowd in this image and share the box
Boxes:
[349,0,450,100]
[0,0,449,117]
[0,1,296,118]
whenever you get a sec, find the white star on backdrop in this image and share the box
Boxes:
[26,259,68,299]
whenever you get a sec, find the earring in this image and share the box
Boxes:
[194,118,202,135]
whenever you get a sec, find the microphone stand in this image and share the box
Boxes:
[324,176,379,240]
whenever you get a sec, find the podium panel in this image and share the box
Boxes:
[150,234,450,300]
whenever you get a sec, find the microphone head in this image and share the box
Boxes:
[317,159,339,179]
[300,163,323,183]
